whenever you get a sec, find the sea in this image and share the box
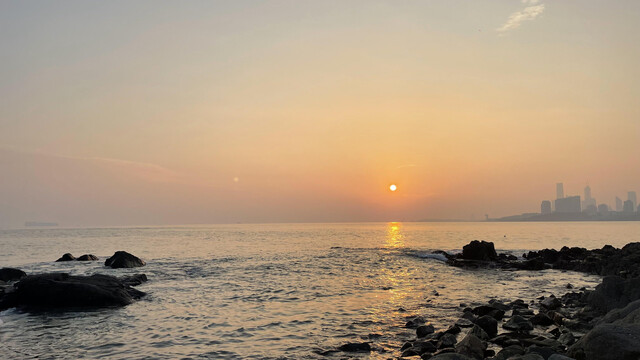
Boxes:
[1,221,639,359]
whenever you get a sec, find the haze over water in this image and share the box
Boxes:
[2,222,638,359]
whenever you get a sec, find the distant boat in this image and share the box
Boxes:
[24,221,58,227]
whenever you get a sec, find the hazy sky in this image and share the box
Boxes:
[1,0,639,226]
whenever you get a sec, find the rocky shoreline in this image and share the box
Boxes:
[337,240,640,360]
[0,250,147,311]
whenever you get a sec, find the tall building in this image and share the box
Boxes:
[582,185,596,210]
[556,183,564,199]
[597,204,609,214]
[629,191,637,209]
[623,200,634,213]
[616,197,623,212]
[555,196,581,213]
[541,200,552,214]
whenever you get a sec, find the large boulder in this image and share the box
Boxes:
[567,324,640,360]
[0,268,26,282]
[56,253,76,262]
[0,273,146,310]
[455,333,486,359]
[105,251,146,268]
[586,276,640,313]
[462,241,497,261]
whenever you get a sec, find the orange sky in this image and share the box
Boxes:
[1,1,639,226]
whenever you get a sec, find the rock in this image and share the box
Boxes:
[508,354,545,360]
[411,341,437,354]
[429,353,475,360]
[525,345,558,359]
[586,276,640,313]
[488,299,511,311]
[76,254,98,261]
[474,315,498,338]
[401,341,413,351]
[56,253,76,262]
[417,324,435,338]
[438,333,458,348]
[337,342,371,352]
[513,308,535,317]
[547,355,575,360]
[456,318,474,328]
[531,313,555,326]
[105,251,146,268]
[0,273,146,310]
[455,333,486,360]
[0,268,26,282]
[119,273,148,286]
[557,332,575,346]
[445,325,461,334]
[469,325,489,341]
[599,300,640,326]
[461,240,497,261]
[541,296,562,310]
[503,315,534,332]
[567,323,640,360]
[493,344,524,360]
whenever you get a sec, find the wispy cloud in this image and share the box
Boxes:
[498,0,546,33]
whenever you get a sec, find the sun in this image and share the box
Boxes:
[389,184,397,192]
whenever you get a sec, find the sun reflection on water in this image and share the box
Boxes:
[385,222,404,249]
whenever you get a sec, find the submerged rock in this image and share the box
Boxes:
[56,253,76,262]
[0,268,26,282]
[0,273,146,310]
[77,254,98,261]
[105,251,146,268]
[337,342,371,352]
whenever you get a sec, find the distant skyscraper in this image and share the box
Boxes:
[616,197,623,212]
[541,200,552,214]
[582,185,596,210]
[555,196,581,213]
[597,204,609,214]
[556,183,564,199]
[628,191,637,209]
[623,200,634,213]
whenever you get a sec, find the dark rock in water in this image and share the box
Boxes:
[568,324,640,360]
[455,318,474,328]
[438,333,458,348]
[474,315,498,338]
[56,253,76,262]
[406,316,426,328]
[445,325,461,334]
[455,333,486,360]
[429,353,474,360]
[410,340,437,355]
[0,268,26,282]
[488,299,511,311]
[119,273,148,286]
[416,324,435,338]
[0,273,146,310]
[504,315,534,332]
[105,251,146,268]
[471,305,495,317]
[531,313,555,326]
[76,254,98,261]
[540,296,562,310]
[400,341,413,351]
[513,308,535,317]
[461,240,497,261]
[337,342,371,352]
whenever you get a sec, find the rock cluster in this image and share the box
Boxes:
[402,240,640,360]
[55,253,99,262]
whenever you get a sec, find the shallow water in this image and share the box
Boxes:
[1,222,638,359]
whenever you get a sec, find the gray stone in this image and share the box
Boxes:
[504,315,534,332]
[567,323,640,360]
[455,333,486,360]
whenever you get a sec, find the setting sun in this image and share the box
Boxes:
[389,184,397,192]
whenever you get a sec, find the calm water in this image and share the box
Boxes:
[1,222,639,359]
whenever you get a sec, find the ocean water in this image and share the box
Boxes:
[1,222,639,359]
